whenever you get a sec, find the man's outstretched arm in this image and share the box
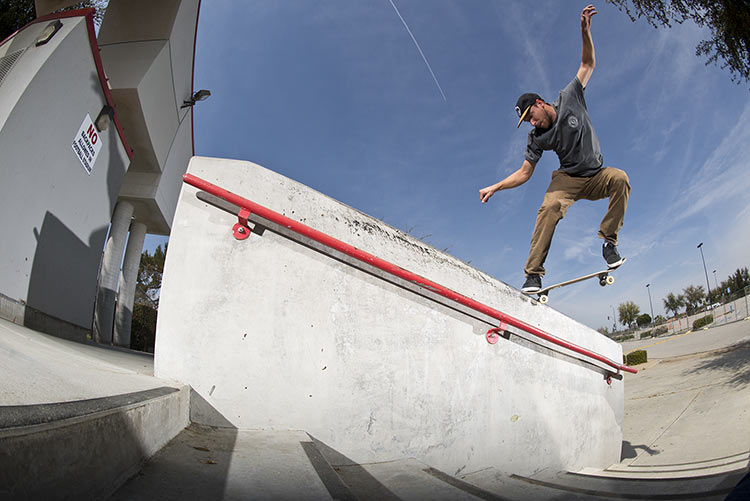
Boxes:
[479,159,536,203]
[577,4,597,88]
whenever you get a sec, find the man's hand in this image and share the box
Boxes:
[577,4,597,87]
[479,160,536,204]
[479,185,498,204]
[581,4,597,31]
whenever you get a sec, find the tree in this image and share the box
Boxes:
[136,244,166,308]
[682,284,705,314]
[131,243,166,353]
[716,279,730,301]
[618,301,640,328]
[708,287,722,305]
[131,303,156,353]
[1,0,107,41]
[663,292,685,317]
[605,0,750,85]
[636,313,652,327]
[727,267,750,295]
[0,0,35,40]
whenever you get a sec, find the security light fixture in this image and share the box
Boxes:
[182,89,211,108]
[95,105,115,132]
[35,20,63,47]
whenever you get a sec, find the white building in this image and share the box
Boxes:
[0,0,202,347]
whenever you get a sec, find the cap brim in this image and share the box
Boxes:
[517,106,530,128]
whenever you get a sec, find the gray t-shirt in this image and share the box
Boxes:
[524,77,603,177]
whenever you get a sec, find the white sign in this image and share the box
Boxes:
[71,114,102,175]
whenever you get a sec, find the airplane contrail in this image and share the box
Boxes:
[388,0,447,101]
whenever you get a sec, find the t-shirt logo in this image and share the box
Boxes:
[567,115,579,128]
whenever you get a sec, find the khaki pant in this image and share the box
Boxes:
[525,167,630,277]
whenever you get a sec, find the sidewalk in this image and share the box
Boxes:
[0,317,163,406]
[2,316,748,498]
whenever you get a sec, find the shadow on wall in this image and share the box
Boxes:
[112,390,237,499]
[86,71,131,212]
[23,112,129,341]
[24,211,108,340]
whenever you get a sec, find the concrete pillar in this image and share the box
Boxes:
[114,221,147,348]
[94,201,133,343]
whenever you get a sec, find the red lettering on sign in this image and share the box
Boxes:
[86,123,98,145]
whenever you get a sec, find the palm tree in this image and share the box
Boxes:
[662,292,684,318]
[682,285,705,314]
[618,301,640,329]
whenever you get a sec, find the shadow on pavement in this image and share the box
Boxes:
[691,339,750,388]
[620,440,660,461]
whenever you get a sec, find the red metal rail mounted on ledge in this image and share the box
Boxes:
[182,174,637,379]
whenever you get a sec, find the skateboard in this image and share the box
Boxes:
[525,259,626,304]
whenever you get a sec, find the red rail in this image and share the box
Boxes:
[182,173,637,375]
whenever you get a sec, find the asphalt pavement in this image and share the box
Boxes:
[619,319,750,471]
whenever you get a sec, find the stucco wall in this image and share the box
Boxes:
[0,16,129,329]
[155,156,625,476]
[97,0,200,235]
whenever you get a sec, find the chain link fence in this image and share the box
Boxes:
[610,287,749,341]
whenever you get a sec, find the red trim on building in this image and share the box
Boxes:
[190,0,202,156]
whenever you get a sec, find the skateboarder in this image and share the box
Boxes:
[479,4,629,294]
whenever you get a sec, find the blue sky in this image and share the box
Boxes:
[148,1,750,330]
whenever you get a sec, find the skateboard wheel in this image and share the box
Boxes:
[599,279,607,287]
[539,295,549,304]
[605,275,615,285]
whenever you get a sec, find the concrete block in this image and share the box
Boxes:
[156,156,625,476]
[0,386,189,499]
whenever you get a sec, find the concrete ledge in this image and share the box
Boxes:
[0,291,90,343]
[508,469,747,499]
[157,157,625,477]
[0,385,189,499]
[0,387,179,430]
[0,292,24,326]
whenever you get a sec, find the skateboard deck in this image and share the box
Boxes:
[525,259,626,304]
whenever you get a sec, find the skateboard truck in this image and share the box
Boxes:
[232,207,252,240]
[485,321,510,344]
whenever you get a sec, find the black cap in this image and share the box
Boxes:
[515,93,542,128]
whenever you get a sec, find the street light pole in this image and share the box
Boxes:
[646,283,654,325]
[713,269,719,290]
[611,305,617,332]
[697,243,712,306]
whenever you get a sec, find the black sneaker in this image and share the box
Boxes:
[522,274,542,293]
[603,242,625,268]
